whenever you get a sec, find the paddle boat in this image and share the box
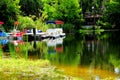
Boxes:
[41,20,65,39]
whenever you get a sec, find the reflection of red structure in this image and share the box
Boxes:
[15,47,20,52]
[15,41,24,52]
[11,40,24,44]
[10,40,24,49]
[56,46,63,53]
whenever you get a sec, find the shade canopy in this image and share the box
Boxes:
[46,20,64,25]
[0,21,4,25]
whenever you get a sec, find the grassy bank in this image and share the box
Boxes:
[0,58,73,80]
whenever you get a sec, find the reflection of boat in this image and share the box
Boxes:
[0,39,9,52]
[0,30,9,39]
[10,39,24,46]
[46,37,64,46]
[56,44,63,53]
[45,37,64,53]
[81,25,94,29]
[0,39,9,45]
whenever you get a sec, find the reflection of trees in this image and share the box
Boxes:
[97,31,120,70]
[46,34,83,66]
[27,41,48,59]
[81,38,114,71]
[10,41,48,60]
[108,44,120,68]
[45,32,119,71]
[109,31,120,45]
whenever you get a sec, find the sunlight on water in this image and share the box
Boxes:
[56,65,119,80]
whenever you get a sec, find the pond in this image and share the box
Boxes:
[0,30,120,79]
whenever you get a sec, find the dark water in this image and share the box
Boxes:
[0,31,120,79]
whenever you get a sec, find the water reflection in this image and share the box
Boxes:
[115,67,119,74]
[0,31,120,79]
[45,38,64,54]
[55,31,120,79]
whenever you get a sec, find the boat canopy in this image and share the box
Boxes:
[0,21,4,25]
[46,20,64,25]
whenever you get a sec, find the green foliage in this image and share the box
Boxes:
[17,15,48,31]
[41,0,59,20]
[34,17,48,32]
[81,0,103,14]
[0,0,20,31]
[102,0,120,28]
[19,0,43,17]
[18,16,35,30]
[2,0,120,31]
[42,0,83,25]
[9,43,17,58]
[97,20,112,29]
[63,23,74,33]
[109,54,120,67]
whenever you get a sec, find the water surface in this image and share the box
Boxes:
[0,31,120,79]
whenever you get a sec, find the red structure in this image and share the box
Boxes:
[14,21,19,25]
[0,21,4,25]
[55,20,64,25]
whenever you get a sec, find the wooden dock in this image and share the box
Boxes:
[7,32,45,36]
[24,32,46,36]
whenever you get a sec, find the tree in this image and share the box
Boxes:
[42,0,83,25]
[81,0,103,14]
[0,0,20,31]
[19,0,43,17]
[103,0,120,28]
[17,16,35,30]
